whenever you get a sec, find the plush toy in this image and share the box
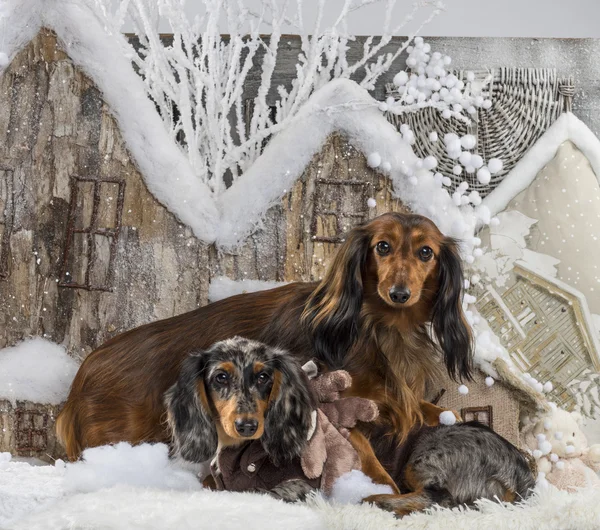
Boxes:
[522,406,600,490]
[300,361,380,495]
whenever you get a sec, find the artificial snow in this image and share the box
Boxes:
[483,113,600,217]
[208,277,287,303]
[329,470,394,505]
[0,338,79,405]
[3,455,600,530]
[218,79,478,249]
[63,442,202,494]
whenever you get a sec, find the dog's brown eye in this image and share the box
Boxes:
[376,241,391,255]
[419,246,433,261]
[214,372,229,385]
[256,372,270,385]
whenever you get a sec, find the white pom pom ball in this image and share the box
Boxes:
[487,158,504,174]
[439,410,457,425]
[471,154,484,169]
[367,152,381,168]
[536,433,547,443]
[490,217,500,226]
[469,191,482,206]
[460,134,477,150]
[543,419,553,430]
[543,382,553,392]
[540,441,553,455]
[367,198,377,209]
[550,453,559,463]
[532,450,542,459]
[459,151,472,166]
[393,71,409,86]
[477,167,491,185]
[429,131,439,142]
[442,177,452,187]
[485,376,494,387]
[423,156,438,170]
[453,164,463,175]
[458,384,469,395]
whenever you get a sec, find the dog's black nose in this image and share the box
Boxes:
[235,418,258,437]
[389,286,411,304]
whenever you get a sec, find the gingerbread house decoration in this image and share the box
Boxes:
[477,261,600,409]
[433,358,548,448]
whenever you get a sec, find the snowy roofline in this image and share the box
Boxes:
[2,0,220,241]
[513,260,600,371]
[1,1,475,250]
[482,112,600,219]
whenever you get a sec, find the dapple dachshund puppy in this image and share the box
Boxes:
[164,336,400,502]
[165,337,535,515]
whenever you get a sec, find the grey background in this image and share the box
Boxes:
[133,0,600,38]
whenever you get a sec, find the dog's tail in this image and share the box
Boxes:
[365,487,451,517]
[55,399,82,461]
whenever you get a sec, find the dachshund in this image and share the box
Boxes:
[165,337,534,515]
[164,336,400,502]
[57,212,473,465]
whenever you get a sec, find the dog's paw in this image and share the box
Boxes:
[267,479,316,503]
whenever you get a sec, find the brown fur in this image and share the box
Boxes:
[57,213,472,460]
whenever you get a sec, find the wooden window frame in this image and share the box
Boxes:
[461,405,493,429]
[311,178,370,244]
[15,408,49,452]
[59,176,125,292]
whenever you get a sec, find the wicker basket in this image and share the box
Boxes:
[386,68,574,197]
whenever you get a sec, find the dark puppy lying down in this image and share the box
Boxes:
[366,422,536,515]
[165,337,535,516]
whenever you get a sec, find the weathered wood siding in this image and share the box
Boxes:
[0,29,405,361]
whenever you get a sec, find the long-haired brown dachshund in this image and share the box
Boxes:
[57,212,473,461]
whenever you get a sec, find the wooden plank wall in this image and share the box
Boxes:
[0,30,407,358]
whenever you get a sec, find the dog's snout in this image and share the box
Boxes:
[389,286,411,304]
[234,418,258,437]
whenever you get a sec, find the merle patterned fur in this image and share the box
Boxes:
[164,336,315,467]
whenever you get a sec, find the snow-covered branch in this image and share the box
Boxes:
[89,0,444,191]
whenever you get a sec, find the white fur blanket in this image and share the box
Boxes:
[2,445,600,530]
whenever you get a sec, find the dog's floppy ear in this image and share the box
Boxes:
[261,354,315,466]
[431,237,473,381]
[164,351,218,462]
[302,226,371,369]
